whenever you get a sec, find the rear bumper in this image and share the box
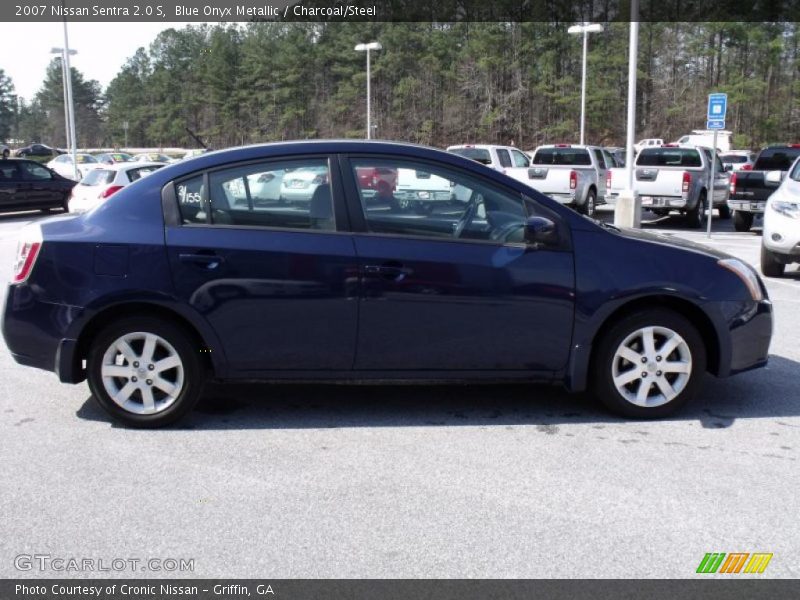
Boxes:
[2,284,84,383]
[727,199,765,213]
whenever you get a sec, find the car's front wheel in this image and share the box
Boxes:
[592,309,706,418]
[2,149,8,159]
[760,244,786,278]
[580,189,596,217]
[87,316,205,427]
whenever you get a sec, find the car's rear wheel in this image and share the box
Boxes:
[718,204,731,219]
[591,309,706,418]
[87,316,205,427]
[2,149,8,159]
[760,244,786,278]
[733,210,754,232]
[580,189,596,217]
[686,193,707,229]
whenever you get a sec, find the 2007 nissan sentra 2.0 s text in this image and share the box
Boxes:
[1,141,773,427]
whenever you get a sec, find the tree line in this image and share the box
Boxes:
[1,21,799,152]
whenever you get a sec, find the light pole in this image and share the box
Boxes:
[354,42,382,140]
[50,47,76,154]
[567,23,603,146]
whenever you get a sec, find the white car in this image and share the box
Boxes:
[68,161,164,213]
[720,150,756,172]
[46,153,100,181]
[132,152,174,164]
[761,160,800,277]
[279,165,328,203]
[446,144,533,185]
[633,138,664,153]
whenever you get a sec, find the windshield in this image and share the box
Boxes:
[75,155,98,164]
[532,148,591,166]
[448,148,492,165]
[81,169,114,185]
[754,147,800,171]
[636,148,702,167]
[721,155,748,163]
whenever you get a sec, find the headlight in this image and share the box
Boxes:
[770,200,800,219]
[718,258,764,302]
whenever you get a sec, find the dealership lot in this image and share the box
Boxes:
[0,209,798,578]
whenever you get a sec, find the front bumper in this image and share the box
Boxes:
[726,299,773,375]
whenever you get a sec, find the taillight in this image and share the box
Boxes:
[311,174,328,185]
[257,173,275,183]
[742,164,753,171]
[606,171,612,190]
[729,172,737,194]
[99,185,124,199]
[569,170,577,190]
[12,241,42,284]
[682,171,691,194]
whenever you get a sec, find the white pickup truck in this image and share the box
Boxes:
[525,144,615,216]
[446,144,534,185]
[606,145,730,228]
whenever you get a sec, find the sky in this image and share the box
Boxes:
[0,21,197,102]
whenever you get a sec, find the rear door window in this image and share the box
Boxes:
[636,148,702,167]
[754,148,800,171]
[496,149,512,168]
[532,148,592,166]
[81,169,115,186]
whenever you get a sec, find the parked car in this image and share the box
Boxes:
[94,152,133,165]
[674,130,732,153]
[760,157,800,277]
[0,141,772,427]
[720,150,757,172]
[46,153,100,181]
[0,158,75,213]
[446,144,533,185]
[69,161,165,213]
[279,165,329,203]
[634,138,664,154]
[15,143,63,158]
[727,145,800,232]
[606,145,730,227]
[1,143,10,159]
[132,152,174,164]
[527,144,615,216]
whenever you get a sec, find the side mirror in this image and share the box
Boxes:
[765,170,783,186]
[525,216,559,247]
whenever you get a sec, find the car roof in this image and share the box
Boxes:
[95,161,165,171]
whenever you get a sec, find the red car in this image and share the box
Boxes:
[356,166,397,196]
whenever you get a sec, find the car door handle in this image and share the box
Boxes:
[364,263,413,281]
[179,252,225,269]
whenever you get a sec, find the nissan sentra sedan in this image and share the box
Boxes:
[1,141,773,427]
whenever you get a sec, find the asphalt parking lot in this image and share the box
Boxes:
[0,207,798,579]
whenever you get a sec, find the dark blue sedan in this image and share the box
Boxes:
[1,141,773,427]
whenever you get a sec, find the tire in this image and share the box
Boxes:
[733,210,753,232]
[686,192,707,229]
[717,204,731,219]
[2,149,8,159]
[87,316,206,428]
[760,244,786,278]
[580,189,596,217]
[591,309,706,419]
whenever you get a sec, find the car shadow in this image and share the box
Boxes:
[75,354,800,430]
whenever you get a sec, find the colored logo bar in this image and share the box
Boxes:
[697,553,773,574]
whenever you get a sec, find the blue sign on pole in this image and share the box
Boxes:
[707,93,727,123]
[707,119,726,130]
